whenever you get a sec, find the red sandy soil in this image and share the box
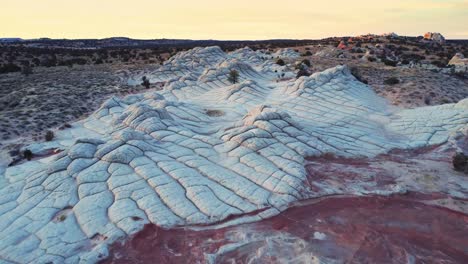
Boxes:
[102,194,468,264]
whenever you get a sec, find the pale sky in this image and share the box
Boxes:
[1,0,468,40]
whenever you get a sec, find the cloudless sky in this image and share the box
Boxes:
[2,0,468,40]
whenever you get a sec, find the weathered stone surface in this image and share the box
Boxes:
[0,46,467,263]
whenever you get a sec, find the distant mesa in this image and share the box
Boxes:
[0,38,23,43]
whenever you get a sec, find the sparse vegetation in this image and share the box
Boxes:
[383,59,397,67]
[296,69,310,78]
[301,59,311,67]
[276,59,285,66]
[141,76,150,89]
[228,69,239,84]
[23,149,33,161]
[21,63,33,76]
[453,152,468,173]
[45,130,54,141]
[384,77,400,85]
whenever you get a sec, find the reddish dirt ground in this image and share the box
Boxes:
[102,194,468,264]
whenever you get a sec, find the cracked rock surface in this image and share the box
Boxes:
[0,46,467,263]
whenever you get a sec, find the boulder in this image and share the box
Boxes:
[423,32,446,44]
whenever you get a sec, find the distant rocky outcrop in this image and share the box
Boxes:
[337,40,348,50]
[449,53,468,66]
[423,32,446,44]
[449,53,468,73]
[382,32,399,38]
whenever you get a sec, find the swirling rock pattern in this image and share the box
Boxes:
[0,46,467,263]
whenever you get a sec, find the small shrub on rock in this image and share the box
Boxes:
[45,130,54,141]
[276,59,285,66]
[384,77,400,85]
[228,69,239,84]
[296,69,310,78]
[453,152,468,174]
[23,149,33,161]
[383,59,397,67]
[301,59,311,67]
[141,76,150,89]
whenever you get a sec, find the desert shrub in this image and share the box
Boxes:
[141,76,150,88]
[453,152,468,173]
[384,77,400,85]
[424,97,431,105]
[0,63,21,74]
[296,69,310,78]
[59,123,72,130]
[23,149,33,161]
[431,60,447,68]
[228,69,239,84]
[276,59,285,66]
[45,130,54,141]
[350,67,368,84]
[32,58,41,66]
[351,48,364,53]
[301,59,311,67]
[303,51,312,56]
[21,64,33,76]
[367,56,376,62]
[383,59,397,67]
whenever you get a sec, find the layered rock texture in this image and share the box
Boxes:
[0,46,467,263]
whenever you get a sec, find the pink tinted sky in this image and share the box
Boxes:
[2,0,468,39]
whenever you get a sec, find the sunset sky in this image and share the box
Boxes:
[2,0,468,40]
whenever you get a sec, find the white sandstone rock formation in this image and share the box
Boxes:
[0,46,467,263]
[449,53,468,72]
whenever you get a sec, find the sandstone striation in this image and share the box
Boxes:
[0,46,467,263]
